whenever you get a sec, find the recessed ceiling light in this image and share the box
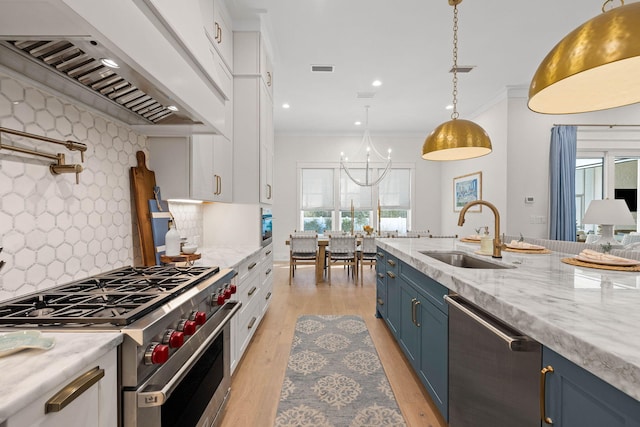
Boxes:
[445,104,454,110]
[282,103,290,109]
[100,58,119,68]
[354,121,362,126]
[166,105,179,111]
[372,80,382,87]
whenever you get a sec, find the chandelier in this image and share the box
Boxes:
[422,0,492,161]
[340,106,392,187]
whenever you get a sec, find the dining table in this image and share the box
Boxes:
[285,235,364,283]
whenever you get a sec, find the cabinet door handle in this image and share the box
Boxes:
[377,272,384,279]
[377,298,384,305]
[540,365,554,425]
[218,175,222,195]
[265,268,271,275]
[377,252,384,259]
[414,300,421,327]
[248,262,257,270]
[386,271,395,279]
[247,316,257,329]
[45,366,105,413]
[387,260,396,267]
[410,298,417,325]
[215,22,222,43]
[266,184,272,199]
[214,174,221,195]
[265,250,272,256]
[248,286,257,296]
[266,71,272,87]
[265,291,272,300]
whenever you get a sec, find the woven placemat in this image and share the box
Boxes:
[561,257,640,272]
[504,248,552,254]
[460,238,480,243]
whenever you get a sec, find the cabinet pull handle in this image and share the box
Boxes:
[248,262,257,270]
[414,300,421,327]
[218,175,222,195]
[266,184,272,199]
[387,260,396,267]
[265,291,272,300]
[213,174,221,195]
[377,298,384,305]
[215,22,222,43]
[265,268,271,275]
[248,286,257,296]
[540,365,554,425]
[386,271,395,279]
[410,298,417,325]
[377,252,384,258]
[45,366,104,413]
[248,316,257,329]
[265,250,272,256]
[377,272,384,279]
[266,71,272,86]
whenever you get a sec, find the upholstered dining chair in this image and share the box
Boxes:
[289,234,319,285]
[359,236,377,285]
[327,235,357,284]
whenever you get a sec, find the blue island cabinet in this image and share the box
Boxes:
[376,246,449,421]
[542,347,640,427]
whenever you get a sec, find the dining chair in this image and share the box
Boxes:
[289,234,319,285]
[327,235,357,284]
[359,236,377,285]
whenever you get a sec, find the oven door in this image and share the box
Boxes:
[123,302,241,427]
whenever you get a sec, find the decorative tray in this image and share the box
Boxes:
[505,242,545,251]
[0,331,55,357]
[561,257,640,272]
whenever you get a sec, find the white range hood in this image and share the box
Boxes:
[0,0,227,136]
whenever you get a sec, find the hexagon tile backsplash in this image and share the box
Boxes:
[0,71,201,301]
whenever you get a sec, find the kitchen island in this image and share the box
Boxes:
[376,237,640,403]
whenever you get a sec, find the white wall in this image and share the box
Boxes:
[271,134,441,261]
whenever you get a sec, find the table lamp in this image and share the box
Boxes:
[582,199,635,247]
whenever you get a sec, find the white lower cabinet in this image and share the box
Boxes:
[230,243,274,374]
[5,347,117,427]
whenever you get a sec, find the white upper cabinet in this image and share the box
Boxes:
[150,135,233,202]
[234,32,274,99]
[143,0,232,101]
[200,0,234,71]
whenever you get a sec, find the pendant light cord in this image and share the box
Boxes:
[451,3,460,120]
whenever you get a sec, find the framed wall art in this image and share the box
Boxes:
[453,171,482,212]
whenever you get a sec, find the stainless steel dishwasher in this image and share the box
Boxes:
[446,294,541,427]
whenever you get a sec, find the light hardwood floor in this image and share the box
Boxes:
[219,261,447,427]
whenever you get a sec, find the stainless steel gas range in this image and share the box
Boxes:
[0,265,241,427]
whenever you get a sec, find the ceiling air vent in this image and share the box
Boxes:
[311,64,335,73]
[356,92,376,99]
[449,65,475,73]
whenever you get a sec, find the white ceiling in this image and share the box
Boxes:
[228,0,624,136]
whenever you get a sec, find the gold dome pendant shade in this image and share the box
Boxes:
[422,118,492,161]
[529,0,640,114]
[422,0,492,161]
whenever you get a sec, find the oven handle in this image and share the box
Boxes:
[136,302,241,407]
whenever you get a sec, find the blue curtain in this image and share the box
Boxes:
[549,126,577,241]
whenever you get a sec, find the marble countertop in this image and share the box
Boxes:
[376,237,640,402]
[196,244,264,269]
[0,332,122,423]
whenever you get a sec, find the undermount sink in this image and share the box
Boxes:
[419,251,515,269]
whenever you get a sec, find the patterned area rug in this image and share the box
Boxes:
[275,315,406,426]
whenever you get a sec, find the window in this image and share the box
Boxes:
[300,169,334,233]
[575,152,639,238]
[299,165,413,233]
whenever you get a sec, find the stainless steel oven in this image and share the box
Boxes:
[123,302,239,427]
[0,265,241,427]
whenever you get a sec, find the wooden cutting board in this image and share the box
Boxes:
[131,151,157,266]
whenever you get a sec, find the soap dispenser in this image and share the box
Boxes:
[165,219,180,256]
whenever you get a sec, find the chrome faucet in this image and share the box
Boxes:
[458,200,503,258]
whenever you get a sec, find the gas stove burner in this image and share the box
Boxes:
[29,307,55,317]
[94,306,127,318]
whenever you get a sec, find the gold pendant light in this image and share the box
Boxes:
[529,0,640,114]
[422,0,492,162]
